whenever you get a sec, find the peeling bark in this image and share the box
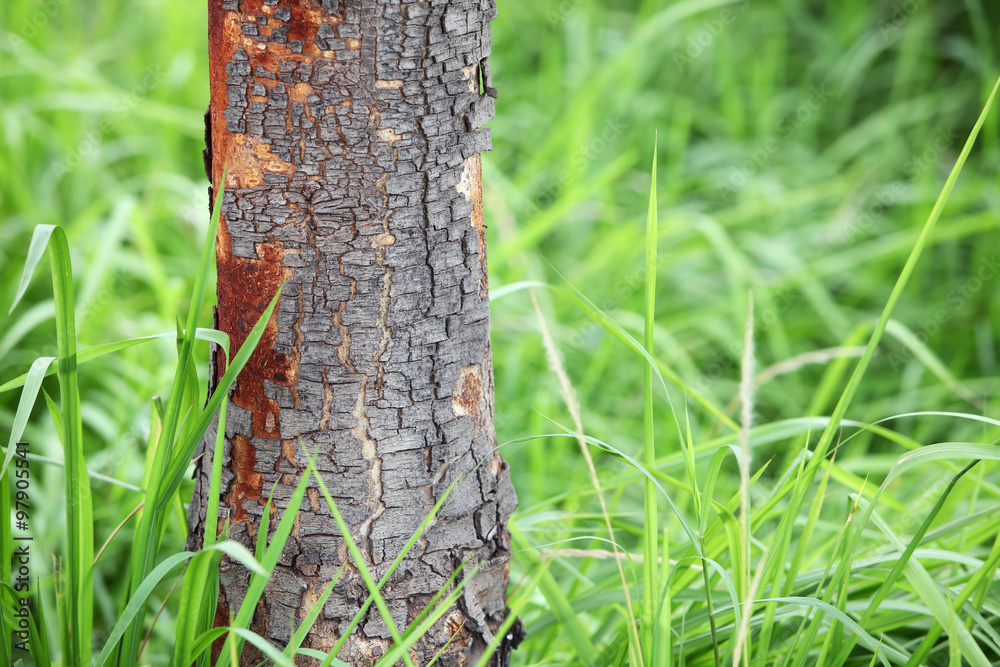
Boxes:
[186,0,519,664]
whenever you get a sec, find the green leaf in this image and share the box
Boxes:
[511,524,596,664]
[863,503,989,666]
[97,541,263,667]
[310,456,416,667]
[117,173,227,667]
[227,628,294,667]
[375,562,481,667]
[1,356,54,481]
[324,478,462,663]
[806,72,1000,488]
[755,597,900,666]
[21,224,95,667]
[158,285,283,511]
[9,225,56,315]
[171,549,222,667]
[0,328,230,395]
[641,137,666,667]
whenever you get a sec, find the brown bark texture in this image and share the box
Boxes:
[185,0,517,664]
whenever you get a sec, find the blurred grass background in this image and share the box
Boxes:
[3,0,1000,663]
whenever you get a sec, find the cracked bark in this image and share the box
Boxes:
[186,1,519,664]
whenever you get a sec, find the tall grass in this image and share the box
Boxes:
[1,188,490,665]
[495,73,1000,665]
[4,0,1000,664]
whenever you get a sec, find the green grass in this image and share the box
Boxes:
[2,193,482,667]
[4,0,1000,664]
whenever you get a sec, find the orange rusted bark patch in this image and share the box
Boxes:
[216,242,290,439]
[209,0,340,193]
[210,587,230,662]
[228,434,265,524]
[208,1,239,193]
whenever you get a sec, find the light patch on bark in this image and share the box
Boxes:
[452,364,483,417]
[353,375,386,564]
[457,154,489,299]
[222,134,297,189]
[376,127,402,144]
[462,63,478,92]
[318,375,334,430]
[288,82,317,122]
[370,232,396,248]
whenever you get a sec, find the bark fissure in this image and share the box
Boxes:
[189,0,517,663]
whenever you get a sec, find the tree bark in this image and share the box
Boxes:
[186,0,518,664]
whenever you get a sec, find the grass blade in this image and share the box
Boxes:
[806,73,1000,479]
[115,177,228,667]
[282,566,344,659]
[215,453,315,666]
[158,285,283,511]
[375,563,482,667]
[9,225,55,315]
[641,138,663,667]
[310,460,416,667]
[511,524,597,663]
[756,597,899,666]
[96,542,263,667]
[0,328,229,395]
[863,503,989,666]
[10,225,95,667]
[830,461,979,664]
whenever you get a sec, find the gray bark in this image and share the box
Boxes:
[186,0,518,664]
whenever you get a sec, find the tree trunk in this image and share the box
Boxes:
[186,0,518,664]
